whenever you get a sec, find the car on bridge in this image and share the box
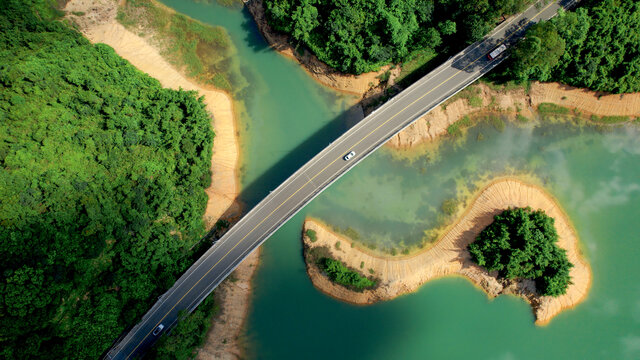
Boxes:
[487,44,508,60]
[343,151,356,161]
[152,324,164,336]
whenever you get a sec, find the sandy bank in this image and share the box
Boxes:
[243,0,396,97]
[65,0,241,224]
[303,179,591,325]
[388,82,640,150]
[64,1,253,357]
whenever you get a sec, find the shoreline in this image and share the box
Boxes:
[387,81,640,151]
[303,178,592,325]
[63,1,254,357]
[242,0,396,98]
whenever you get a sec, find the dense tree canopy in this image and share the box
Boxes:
[319,257,377,291]
[468,208,573,297]
[264,0,533,74]
[507,0,640,93]
[0,0,214,357]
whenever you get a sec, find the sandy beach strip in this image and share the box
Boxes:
[303,178,591,325]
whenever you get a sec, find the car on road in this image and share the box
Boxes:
[152,324,165,336]
[343,151,355,161]
[487,44,507,60]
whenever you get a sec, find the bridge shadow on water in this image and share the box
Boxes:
[235,100,364,215]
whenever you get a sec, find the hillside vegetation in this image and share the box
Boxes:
[0,0,215,357]
[468,208,573,297]
[264,0,533,74]
[504,0,640,93]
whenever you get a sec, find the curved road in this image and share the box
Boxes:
[105,1,572,358]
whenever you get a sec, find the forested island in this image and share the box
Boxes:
[301,179,592,325]
[468,207,573,297]
[0,0,216,357]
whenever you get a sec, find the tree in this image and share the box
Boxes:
[468,207,573,297]
[0,1,215,357]
[503,0,640,93]
[264,0,533,74]
[509,21,565,82]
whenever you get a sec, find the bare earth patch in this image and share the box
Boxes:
[64,1,253,357]
[303,178,591,326]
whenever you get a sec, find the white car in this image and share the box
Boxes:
[153,324,165,336]
[487,44,508,60]
[343,151,356,161]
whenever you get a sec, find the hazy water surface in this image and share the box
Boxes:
[160,2,640,359]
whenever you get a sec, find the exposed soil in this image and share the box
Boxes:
[303,178,592,326]
[387,82,640,150]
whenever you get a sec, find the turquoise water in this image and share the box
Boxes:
[160,2,640,359]
[161,0,358,208]
[246,122,640,360]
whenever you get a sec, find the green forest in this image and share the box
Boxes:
[264,0,533,74]
[0,0,215,358]
[468,208,573,297]
[507,0,640,93]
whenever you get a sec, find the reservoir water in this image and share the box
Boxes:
[160,2,640,359]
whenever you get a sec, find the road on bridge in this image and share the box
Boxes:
[105,1,572,358]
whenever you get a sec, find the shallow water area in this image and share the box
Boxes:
[159,2,640,359]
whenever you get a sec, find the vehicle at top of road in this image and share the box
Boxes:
[487,44,508,60]
[343,151,356,161]
[152,324,164,336]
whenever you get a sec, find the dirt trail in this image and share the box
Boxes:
[388,82,640,150]
[64,1,253,358]
[303,178,591,326]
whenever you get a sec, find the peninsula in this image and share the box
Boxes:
[302,179,592,325]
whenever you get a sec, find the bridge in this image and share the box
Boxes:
[105,1,571,358]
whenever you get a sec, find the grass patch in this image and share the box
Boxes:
[516,114,530,123]
[441,198,459,216]
[376,70,392,85]
[446,115,473,137]
[395,48,438,86]
[335,241,341,250]
[305,229,317,242]
[488,115,505,132]
[469,95,483,108]
[117,0,247,94]
[596,115,630,124]
[537,103,570,115]
[334,226,361,241]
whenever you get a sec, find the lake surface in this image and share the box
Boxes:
[161,2,640,359]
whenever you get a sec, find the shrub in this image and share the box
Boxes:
[318,258,376,291]
[305,229,318,242]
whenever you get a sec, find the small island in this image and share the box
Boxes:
[302,179,591,325]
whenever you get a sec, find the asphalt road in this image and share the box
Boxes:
[105,1,572,358]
